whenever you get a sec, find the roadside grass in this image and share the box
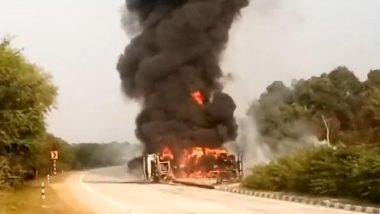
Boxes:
[0,173,90,214]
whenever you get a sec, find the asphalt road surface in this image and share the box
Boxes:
[66,166,360,214]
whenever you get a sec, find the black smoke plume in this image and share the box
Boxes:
[117,0,249,166]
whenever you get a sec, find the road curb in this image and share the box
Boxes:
[172,180,215,189]
[216,186,380,214]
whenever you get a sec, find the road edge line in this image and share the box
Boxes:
[79,174,134,213]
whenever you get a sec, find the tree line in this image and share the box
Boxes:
[71,142,140,170]
[0,40,134,188]
[245,66,380,203]
[249,66,380,150]
[35,135,134,176]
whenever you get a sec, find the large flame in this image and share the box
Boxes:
[160,146,233,179]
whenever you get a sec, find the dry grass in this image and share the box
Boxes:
[0,173,91,214]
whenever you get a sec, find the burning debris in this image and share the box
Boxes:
[117,0,249,178]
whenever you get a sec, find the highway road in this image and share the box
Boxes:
[66,166,360,214]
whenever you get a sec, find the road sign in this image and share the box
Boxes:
[51,151,58,160]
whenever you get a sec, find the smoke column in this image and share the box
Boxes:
[117,0,249,161]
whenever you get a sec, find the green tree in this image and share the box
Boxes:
[366,87,380,123]
[366,69,380,87]
[0,39,57,186]
[293,67,364,143]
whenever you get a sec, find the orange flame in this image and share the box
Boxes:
[205,148,227,157]
[190,147,204,158]
[188,147,204,163]
[161,146,174,160]
[159,145,232,179]
[191,91,204,105]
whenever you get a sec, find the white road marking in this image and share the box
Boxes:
[79,174,135,214]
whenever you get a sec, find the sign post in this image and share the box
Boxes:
[51,151,58,175]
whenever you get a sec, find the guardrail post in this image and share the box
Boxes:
[53,159,57,175]
[41,182,45,200]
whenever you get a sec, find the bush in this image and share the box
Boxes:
[243,145,380,203]
[0,156,24,189]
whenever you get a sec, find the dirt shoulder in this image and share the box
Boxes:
[0,173,92,214]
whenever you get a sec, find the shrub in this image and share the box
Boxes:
[0,156,24,189]
[243,145,380,203]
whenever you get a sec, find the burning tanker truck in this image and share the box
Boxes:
[142,145,243,183]
[117,0,249,183]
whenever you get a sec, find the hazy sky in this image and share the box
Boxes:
[1,0,379,143]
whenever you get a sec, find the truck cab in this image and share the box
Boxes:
[142,153,172,182]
